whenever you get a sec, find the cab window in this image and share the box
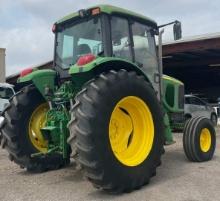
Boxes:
[111,17,132,61]
[131,22,158,86]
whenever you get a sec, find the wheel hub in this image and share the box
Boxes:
[28,103,49,153]
[200,128,211,152]
[109,96,154,166]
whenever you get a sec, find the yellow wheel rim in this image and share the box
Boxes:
[200,128,212,152]
[109,96,154,167]
[28,103,49,153]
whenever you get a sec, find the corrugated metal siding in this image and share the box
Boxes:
[0,48,6,82]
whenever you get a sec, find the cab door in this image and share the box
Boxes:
[110,17,160,97]
[131,22,160,96]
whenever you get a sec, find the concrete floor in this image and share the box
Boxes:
[0,132,219,201]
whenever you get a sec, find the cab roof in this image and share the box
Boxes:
[56,4,157,27]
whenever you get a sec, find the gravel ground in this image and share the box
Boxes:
[0,131,219,201]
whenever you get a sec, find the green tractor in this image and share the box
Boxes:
[0,5,216,193]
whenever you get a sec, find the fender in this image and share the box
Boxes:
[17,69,56,98]
[69,57,152,85]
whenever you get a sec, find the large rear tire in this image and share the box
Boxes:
[0,85,69,172]
[68,70,164,193]
[183,116,216,162]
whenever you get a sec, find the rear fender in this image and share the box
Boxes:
[17,69,56,98]
[69,57,152,89]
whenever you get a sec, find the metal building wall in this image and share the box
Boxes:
[162,34,220,103]
[0,48,6,82]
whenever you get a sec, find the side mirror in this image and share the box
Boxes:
[173,21,182,40]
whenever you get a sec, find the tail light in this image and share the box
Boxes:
[20,68,33,77]
[77,54,96,66]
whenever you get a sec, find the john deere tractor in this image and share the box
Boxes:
[0,5,216,193]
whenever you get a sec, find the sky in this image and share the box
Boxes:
[0,0,220,76]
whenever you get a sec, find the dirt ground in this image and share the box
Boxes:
[0,131,219,201]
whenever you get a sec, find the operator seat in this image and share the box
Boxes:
[77,44,91,56]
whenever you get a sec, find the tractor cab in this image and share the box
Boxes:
[53,5,160,92]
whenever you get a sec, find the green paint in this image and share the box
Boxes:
[53,81,76,102]
[70,57,130,74]
[56,4,157,26]
[69,56,151,82]
[163,113,175,145]
[40,105,70,158]
[162,75,184,113]
[18,69,56,98]
[31,82,75,158]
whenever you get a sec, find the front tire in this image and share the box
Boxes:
[68,70,164,193]
[0,85,69,172]
[183,116,216,162]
